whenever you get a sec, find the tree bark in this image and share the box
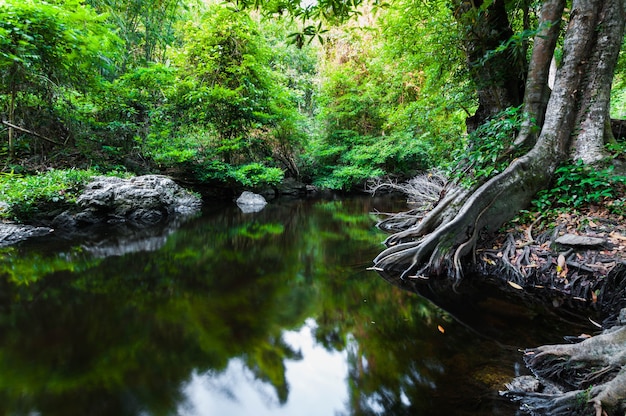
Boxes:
[514,0,566,149]
[570,0,626,164]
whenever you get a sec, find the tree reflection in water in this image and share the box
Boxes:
[0,197,577,415]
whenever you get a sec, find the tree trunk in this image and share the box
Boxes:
[570,0,626,164]
[514,0,566,149]
[375,0,626,411]
[374,0,625,281]
[452,0,526,132]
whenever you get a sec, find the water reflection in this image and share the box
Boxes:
[181,319,349,416]
[0,196,580,415]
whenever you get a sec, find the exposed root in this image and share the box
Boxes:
[504,325,626,415]
[367,170,449,206]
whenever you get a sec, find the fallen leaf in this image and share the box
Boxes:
[508,281,523,290]
[437,325,445,334]
[557,254,568,278]
[482,256,495,265]
[610,231,626,241]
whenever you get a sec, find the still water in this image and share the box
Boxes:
[0,196,588,415]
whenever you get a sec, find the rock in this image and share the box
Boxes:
[0,223,53,247]
[555,233,606,247]
[276,178,307,196]
[236,191,267,213]
[504,375,541,393]
[619,308,626,326]
[56,175,202,228]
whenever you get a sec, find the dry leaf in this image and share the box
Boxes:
[557,254,568,278]
[437,325,445,334]
[610,232,626,241]
[482,256,495,265]
[508,281,523,290]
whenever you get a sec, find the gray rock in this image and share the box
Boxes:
[504,375,540,393]
[0,223,53,247]
[236,191,267,213]
[60,175,202,228]
[619,308,626,326]
[555,233,606,247]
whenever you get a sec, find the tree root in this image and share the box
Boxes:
[504,325,626,415]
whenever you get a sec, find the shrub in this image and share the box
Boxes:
[532,160,626,214]
[0,169,96,221]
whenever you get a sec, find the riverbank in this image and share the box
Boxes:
[479,205,626,322]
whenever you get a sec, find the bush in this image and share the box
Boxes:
[532,160,626,214]
[450,105,525,186]
[0,169,96,221]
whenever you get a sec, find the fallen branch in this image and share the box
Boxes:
[1,120,63,146]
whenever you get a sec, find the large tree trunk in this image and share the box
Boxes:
[514,0,566,149]
[453,0,526,132]
[374,0,626,280]
[570,0,626,164]
[375,0,626,412]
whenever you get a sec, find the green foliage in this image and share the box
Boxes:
[303,132,432,190]
[195,160,284,188]
[86,0,187,67]
[230,163,284,187]
[304,1,467,190]
[0,169,95,220]
[451,105,525,186]
[171,6,278,138]
[80,63,177,153]
[532,160,626,214]
[0,0,121,155]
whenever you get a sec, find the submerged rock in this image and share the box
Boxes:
[0,224,53,247]
[236,191,268,213]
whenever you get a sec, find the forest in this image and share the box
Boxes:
[0,0,624,201]
[2,0,626,414]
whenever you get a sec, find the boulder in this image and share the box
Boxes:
[54,175,202,228]
[236,191,267,213]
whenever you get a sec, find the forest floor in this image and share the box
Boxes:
[477,203,626,324]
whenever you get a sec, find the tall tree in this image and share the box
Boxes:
[452,0,528,131]
[374,0,624,282]
[372,1,626,411]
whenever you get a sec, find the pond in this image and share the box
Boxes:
[0,196,592,415]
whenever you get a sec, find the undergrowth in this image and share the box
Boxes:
[0,169,97,221]
[532,160,626,216]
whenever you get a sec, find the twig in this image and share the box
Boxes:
[517,214,543,248]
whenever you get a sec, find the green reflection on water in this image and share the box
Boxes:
[0,197,519,415]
